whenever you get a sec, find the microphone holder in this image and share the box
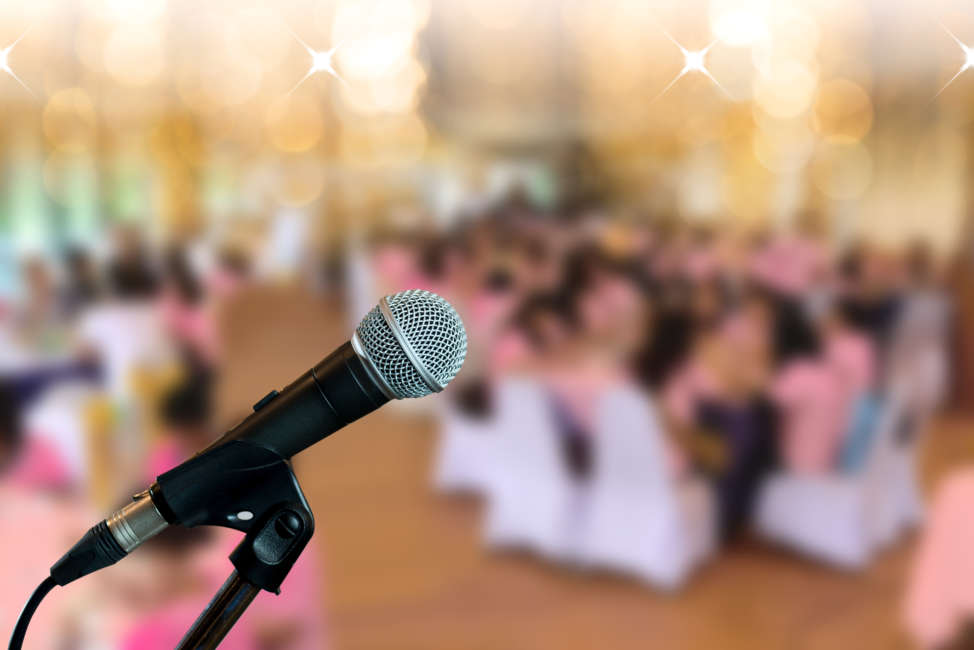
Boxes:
[172,459,315,650]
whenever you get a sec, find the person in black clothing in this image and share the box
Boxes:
[0,385,23,475]
[60,247,102,318]
[837,244,901,363]
[106,225,160,299]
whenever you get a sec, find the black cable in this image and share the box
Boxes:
[8,576,57,650]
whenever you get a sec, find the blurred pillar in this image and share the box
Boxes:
[950,209,974,412]
[149,114,204,239]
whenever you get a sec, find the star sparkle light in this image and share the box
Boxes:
[288,29,348,95]
[0,29,33,96]
[652,31,728,102]
[934,24,974,99]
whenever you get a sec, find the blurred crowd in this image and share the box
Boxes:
[0,201,963,648]
[0,225,327,650]
[362,204,954,598]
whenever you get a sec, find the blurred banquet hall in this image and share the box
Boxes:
[2,0,974,648]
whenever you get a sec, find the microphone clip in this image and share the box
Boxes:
[170,454,316,649]
[150,439,316,593]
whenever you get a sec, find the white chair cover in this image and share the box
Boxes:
[754,396,902,569]
[577,385,715,589]
[483,378,577,561]
[77,302,174,400]
[344,240,380,333]
[24,382,100,485]
[432,397,498,495]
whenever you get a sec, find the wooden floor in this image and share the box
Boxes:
[218,287,974,650]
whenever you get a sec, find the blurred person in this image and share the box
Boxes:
[694,390,777,541]
[815,300,881,472]
[412,234,455,297]
[720,285,777,400]
[0,383,72,490]
[651,223,694,282]
[570,257,646,361]
[820,299,876,407]
[372,230,419,296]
[516,235,562,295]
[749,218,829,297]
[106,225,161,299]
[160,244,219,369]
[836,244,902,363]
[76,227,173,399]
[633,277,694,390]
[60,246,102,320]
[660,292,731,434]
[12,256,67,352]
[887,241,951,420]
[684,225,720,283]
[768,304,845,474]
[0,384,90,649]
[208,245,252,300]
[662,287,777,541]
[146,371,215,479]
[492,291,576,376]
[904,468,974,650]
[538,294,635,482]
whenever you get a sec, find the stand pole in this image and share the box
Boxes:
[176,571,260,650]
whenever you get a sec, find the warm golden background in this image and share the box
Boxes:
[0,0,970,255]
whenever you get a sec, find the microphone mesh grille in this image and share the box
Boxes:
[355,290,467,398]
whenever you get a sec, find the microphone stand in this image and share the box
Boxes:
[177,573,260,649]
[173,463,315,650]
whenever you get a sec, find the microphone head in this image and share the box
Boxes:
[352,289,467,399]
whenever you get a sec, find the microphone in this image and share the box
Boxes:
[49,289,467,586]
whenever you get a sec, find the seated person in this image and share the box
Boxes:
[0,384,72,491]
[0,386,92,648]
[769,309,845,474]
[147,372,216,480]
[661,294,778,540]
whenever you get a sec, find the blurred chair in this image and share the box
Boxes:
[753,397,902,569]
[24,381,101,487]
[77,301,175,400]
[872,397,929,549]
[874,301,950,547]
[129,363,183,445]
[483,378,577,561]
[871,345,946,548]
[432,396,497,495]
[577,385,715,590]
[873,439,924,548]
[344,237,380,333]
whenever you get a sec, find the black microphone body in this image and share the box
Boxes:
[204,340,390,459]
[152,340,390,527]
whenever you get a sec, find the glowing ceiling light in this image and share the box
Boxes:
[0,29,33,96]
[934,24,974,99]
[653,31,728,102]
[288,29,348,95]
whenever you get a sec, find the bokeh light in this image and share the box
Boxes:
[753,58,818,118]
[813,78,873,144]
[265,94,325,152]
[42,88,97,152]
[812,142,873,199]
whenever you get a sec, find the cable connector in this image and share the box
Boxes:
[49,494,168,586]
